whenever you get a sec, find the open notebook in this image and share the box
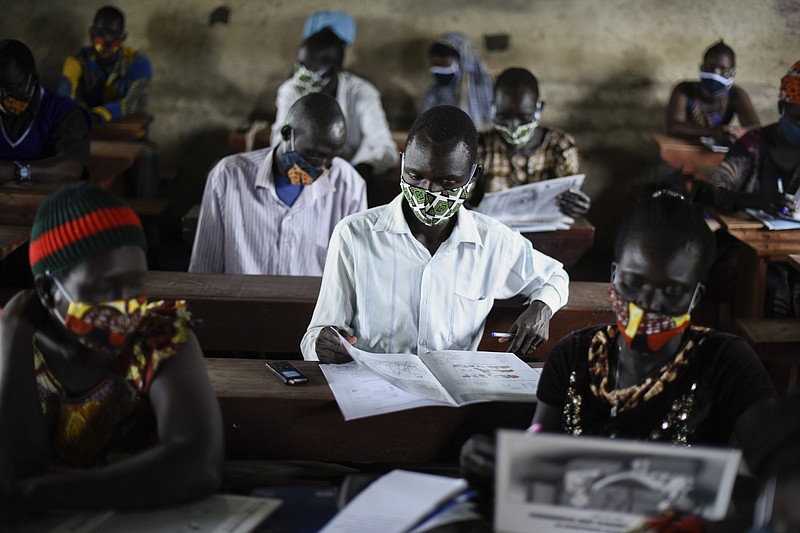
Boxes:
[475,174,585,232]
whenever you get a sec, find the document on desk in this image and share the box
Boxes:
[321,338,541,420]
[319,469,469,533]
[745,208,800,230]
[41,494,281,533]
[475,173,585,232]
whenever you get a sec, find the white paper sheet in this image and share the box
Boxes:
[320,362,451,421]
[476,174,585,227]
[319,470,468,533]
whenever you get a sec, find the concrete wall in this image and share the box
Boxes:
[3,0,800,249]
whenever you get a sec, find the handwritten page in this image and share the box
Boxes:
[422,351,541,404]
[476,174,585,230]
[319,470,468,533]
[320,363,451,421]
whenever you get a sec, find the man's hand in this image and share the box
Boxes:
[556,189,591,217]
[497,300,552,356]
[314,326,357,364]
[739,191,796,217]
[460,434,496,479]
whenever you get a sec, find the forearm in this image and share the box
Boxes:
[0,157,83,183]
[21,437,222,511]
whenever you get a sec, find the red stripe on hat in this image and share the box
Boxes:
[29,206,142,267]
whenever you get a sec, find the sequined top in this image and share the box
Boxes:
[537,325,775,446]
[477,128,580,192]
[34,301,191,467]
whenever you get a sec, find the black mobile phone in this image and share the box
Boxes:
[265,361,309,385]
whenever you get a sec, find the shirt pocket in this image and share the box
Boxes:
[450,282,492,349]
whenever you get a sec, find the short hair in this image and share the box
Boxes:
[0,39,36,79]
[495,67,539,97]
[284,92,345,133]
[615,192,715,281]
[94,5,125,30]
[406,105,478,163]
[301,27,345,68]
[428,42,459,60]
[703,40,735,67]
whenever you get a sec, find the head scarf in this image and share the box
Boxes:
[780,60,800,104]
[421,32,494,131]
[303,11,356,47]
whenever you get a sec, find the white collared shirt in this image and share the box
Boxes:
[189,146,366,276]
[301,194,570,360]
[272,71,399,174]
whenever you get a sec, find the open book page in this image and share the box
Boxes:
[475,174,585,228]
[745,208,800,230]
[32,495,281,533]
[320,362,451,421]
[342,339,456,404]
[421,351,541,405]
[320,470,468,533]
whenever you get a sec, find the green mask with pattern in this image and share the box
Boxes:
[292,63,330,96]
[493,101,543,148]
[399,153,478,226]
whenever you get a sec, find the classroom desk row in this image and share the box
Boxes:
[143,272,613,359]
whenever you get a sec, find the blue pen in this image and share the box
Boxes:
[412,489,478,529]
[778,178,788,216]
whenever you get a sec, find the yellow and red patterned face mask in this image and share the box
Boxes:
[92,36,123,58]
[52,277,147,354]
[607,286,695,352]
[0,95,29,116]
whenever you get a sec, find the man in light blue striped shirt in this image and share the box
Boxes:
[189,93,366,276]
[302,105,569,361]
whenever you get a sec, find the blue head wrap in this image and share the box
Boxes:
[303,11,356,47]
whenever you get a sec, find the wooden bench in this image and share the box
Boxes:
[735,318,800,396]
[206,358,541,462]
[91,114,153,141]
[145,272,613,360]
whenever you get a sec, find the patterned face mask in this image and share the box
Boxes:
[493,101,542,148]
[51,276,147,354]
[92,36,123,58]
[0,95,29,116]
[399,153,477,227]
[293,63,330,96]
[607,285,699,352]
[0,73,35,116]
[280,128,330,185]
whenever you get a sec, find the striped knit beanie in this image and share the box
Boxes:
[29,183,147,277]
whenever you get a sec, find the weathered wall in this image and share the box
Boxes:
[3,0,800,248]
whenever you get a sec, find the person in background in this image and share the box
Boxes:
[461,192,776,523]
[271,23,397,181]
[190,93,366,276]
[666,40,759,147]
[58,5,151,126]
[0,39,89,184]
[694,59,800,317]
[301,105,569,362]
[421,32,494,132]
[302,10,356,47]
[0,184,223,515]
[471,67,590,217]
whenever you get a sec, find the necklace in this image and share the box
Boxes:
[611,355,621,418]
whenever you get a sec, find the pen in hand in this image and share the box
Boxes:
[778,178,789,216]
[490,332,516,338]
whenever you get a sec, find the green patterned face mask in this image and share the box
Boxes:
[399,154,477,226]
[493,101,542,148]
[293,63,328,96]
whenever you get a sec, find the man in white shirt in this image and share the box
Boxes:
[301,105,569,362]
[271,28,398,180]
[189,93,366,276]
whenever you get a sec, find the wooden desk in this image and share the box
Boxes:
[651,133,726,180]
[90,140,145,190]
[715,211,800,318]
[206,358,540,462]
[145,272,613,360]
[0,225,29,261]
[91,114,153,141]
[789,253,800,271]
[523,218,595,270]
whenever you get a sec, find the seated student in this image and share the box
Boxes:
[271,26,397,180]
[695,59,800,317]
[421,33,494,132]
[0,40,89,184]
[0,184,223,513]
[666,40,760,146]
[471,67,591,217]
[301,105,569,362]
[190,93,366,276]
[59,6,151,125]
[461,192,776,491]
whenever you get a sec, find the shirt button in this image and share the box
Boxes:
[419,340,427,346]
[283,240,289,245]
[286,215,293,220]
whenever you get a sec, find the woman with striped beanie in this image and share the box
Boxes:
[0,183,222,515]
